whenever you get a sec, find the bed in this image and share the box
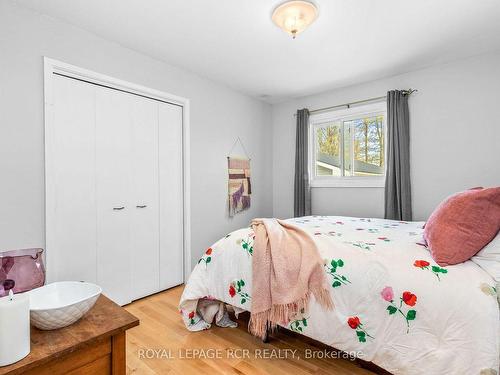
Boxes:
[180,216,499,374]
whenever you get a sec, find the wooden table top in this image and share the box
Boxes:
[0,295,139,375]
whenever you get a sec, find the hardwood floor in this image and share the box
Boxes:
[124,285,379,375]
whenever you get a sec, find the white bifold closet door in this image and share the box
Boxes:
[49,75,97,284]
[95,87,135,306]
[48,74,183,306]
[130,95,161,301]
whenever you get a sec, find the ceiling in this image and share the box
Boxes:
[15,0,500,103]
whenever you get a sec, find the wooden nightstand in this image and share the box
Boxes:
[0,295,139,375]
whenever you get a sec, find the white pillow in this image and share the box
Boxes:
[472,233,500,282]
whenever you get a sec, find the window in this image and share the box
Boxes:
[310,102,386,187]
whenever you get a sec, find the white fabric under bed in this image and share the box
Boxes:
[180,216,499,375]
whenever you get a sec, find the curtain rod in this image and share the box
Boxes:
[296,89,417,116]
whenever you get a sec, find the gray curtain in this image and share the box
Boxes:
[294,109,311,217]
[384,91,412,221]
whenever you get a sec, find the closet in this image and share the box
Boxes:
[46,73,184,306]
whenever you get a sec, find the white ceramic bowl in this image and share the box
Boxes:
[28,281,102,330]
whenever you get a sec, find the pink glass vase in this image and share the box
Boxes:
[0,248,45,297]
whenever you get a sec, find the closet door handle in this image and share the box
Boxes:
[113,206,125,210]
[136,205,147,208]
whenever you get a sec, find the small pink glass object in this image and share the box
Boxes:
[0,248,45,297]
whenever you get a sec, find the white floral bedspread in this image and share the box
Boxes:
[180,216,499,375]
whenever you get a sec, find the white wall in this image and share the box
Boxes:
[0,1,273,269]
[272,51,500,221]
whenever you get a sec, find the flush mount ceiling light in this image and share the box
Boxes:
[272,0,318,39]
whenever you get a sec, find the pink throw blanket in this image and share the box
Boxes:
[249,218,333,338]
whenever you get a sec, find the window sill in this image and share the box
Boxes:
[310,177,385,188]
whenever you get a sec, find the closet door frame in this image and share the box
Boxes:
[44,57,191,283]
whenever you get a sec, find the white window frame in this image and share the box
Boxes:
[309,101,387,188]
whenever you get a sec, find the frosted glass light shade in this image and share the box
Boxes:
[272,1,318,38]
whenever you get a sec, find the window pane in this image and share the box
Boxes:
[348,115,384,176]
[343,124,352,176]
[315,123,342,176]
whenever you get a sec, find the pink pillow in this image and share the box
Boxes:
[424,187,500,266]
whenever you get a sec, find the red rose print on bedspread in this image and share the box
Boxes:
[402,292,417,306]
[348,316,360,329]
[229,279,251,304]
[377,237,391,242]
[381,286,417,333]
[347,316,374,343]
[229,285,236,297]
[413,259,448,281]
[413,260,429,268]
[186,311,197,326]
[198,248,213,267]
